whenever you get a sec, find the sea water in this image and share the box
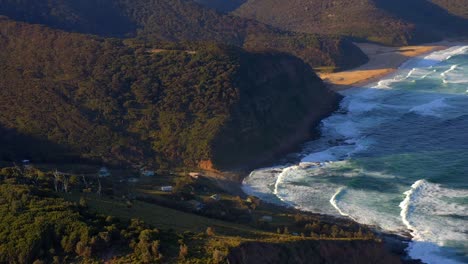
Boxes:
[244,46,468,264]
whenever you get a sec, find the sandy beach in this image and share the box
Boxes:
[319,42,453,91]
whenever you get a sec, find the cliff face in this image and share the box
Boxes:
[227,240,402,264]
[211,52,341,169]
[0,18,341,170]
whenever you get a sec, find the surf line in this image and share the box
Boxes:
[399,179,426,234]
[329,187,358,222]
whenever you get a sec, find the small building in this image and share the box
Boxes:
[189,172,201,179]
[210,194,221,201]
[260,215,273,222]
[160,186,173,192]
[98,167,111,177]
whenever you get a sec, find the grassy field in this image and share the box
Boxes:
[64,193,267,238]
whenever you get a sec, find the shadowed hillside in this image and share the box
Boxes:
[0,0,367,69]
[235,0,468,46]
[430,0,468,19]
[0,18,341,170]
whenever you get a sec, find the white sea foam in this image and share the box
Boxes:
[242,166,286,204]
[332,188,406,231]
[244,45,468,264]
[271,164,342,215]
[441,65,458,77]
[399,180,468,264]
[372,46,468,89]
[330,187,354,218]
[442,67,468,85]
[422,46,468,65]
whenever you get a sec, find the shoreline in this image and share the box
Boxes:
[215,41,465,187]
[319,40,463,91]
[212,41,468,263]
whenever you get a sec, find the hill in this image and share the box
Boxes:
[430,0,468,19]
[0,165,404,263]
[0,0,367,70]
[234,0,468,46]
[194,0,247,12]
[0,18,341,170]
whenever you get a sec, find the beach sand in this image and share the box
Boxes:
[319,42,450,91]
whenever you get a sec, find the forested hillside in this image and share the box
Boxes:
[430,0,468,19]
[235,0,468,46]
[0,0,367,69]
[0,18,341,170]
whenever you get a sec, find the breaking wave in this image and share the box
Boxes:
[243,45,468,264]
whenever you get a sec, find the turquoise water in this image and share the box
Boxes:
[244,46,468,264]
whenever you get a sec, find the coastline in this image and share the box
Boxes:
[215,40,466,188]
[211,41,468,263]
[319,41,457,91]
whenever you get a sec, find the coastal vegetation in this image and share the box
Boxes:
[0,0,368,70]
[0,165,401,263]
[234,0,468,46]
[0,1,450,263]
[0,17,341,170]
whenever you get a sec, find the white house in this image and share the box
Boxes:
[260,215,273,222]
[160,186,173,192]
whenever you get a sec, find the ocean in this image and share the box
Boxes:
[243,46,468,264]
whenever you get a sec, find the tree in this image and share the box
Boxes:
[53,170,60,192]
[79,197,87,208]
[133,230,161,263]
[331,225,340,238]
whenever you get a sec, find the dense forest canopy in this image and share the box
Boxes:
[235,0,468,46]
[0,0,367,69]
[430,0,468,19]
[0,18,340,170]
